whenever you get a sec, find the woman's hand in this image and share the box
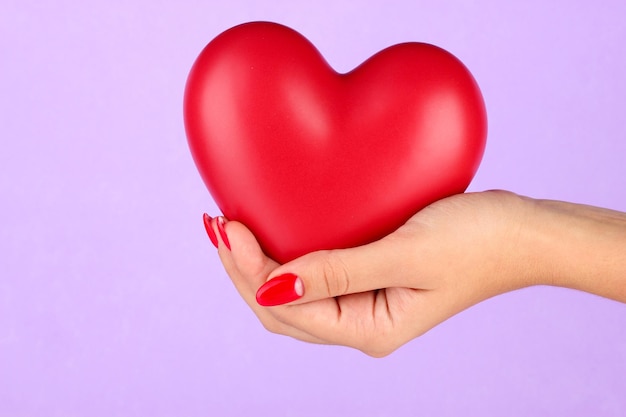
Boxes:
[204,190,626,356]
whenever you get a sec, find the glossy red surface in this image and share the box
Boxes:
[184,22,487,263]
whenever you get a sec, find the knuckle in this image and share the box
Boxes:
[319,251,351,298]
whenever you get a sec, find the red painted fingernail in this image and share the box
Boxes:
[203,213,219,248]
[256,273,304,306]
[216,216,231,250]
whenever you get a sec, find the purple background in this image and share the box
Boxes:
[1,1,625,416]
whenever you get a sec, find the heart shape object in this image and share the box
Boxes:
[184,22,487,263]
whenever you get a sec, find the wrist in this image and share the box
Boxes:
[522,197,626,301]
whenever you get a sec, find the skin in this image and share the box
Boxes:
[209,190,626,357]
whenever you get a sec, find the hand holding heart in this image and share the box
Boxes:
[208,191,537,356]
[209,192,532,356]
[206,190,626,356]
[190,24,626,355]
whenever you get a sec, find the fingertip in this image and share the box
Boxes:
[256,273,304,306]
[223,221,278,279]
[216,216,231,250]
[263,251,325,304]
[202,213,219,248]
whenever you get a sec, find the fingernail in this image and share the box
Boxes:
[256,273,304,306]
[216,216,231,250]
[203,213,219,248]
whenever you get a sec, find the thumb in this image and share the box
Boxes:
[255,233,414,306]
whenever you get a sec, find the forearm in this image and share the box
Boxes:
[525,198,626,302]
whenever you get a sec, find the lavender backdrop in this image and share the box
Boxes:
[1,1,625,416]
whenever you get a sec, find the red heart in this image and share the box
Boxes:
[184,22,487,263]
